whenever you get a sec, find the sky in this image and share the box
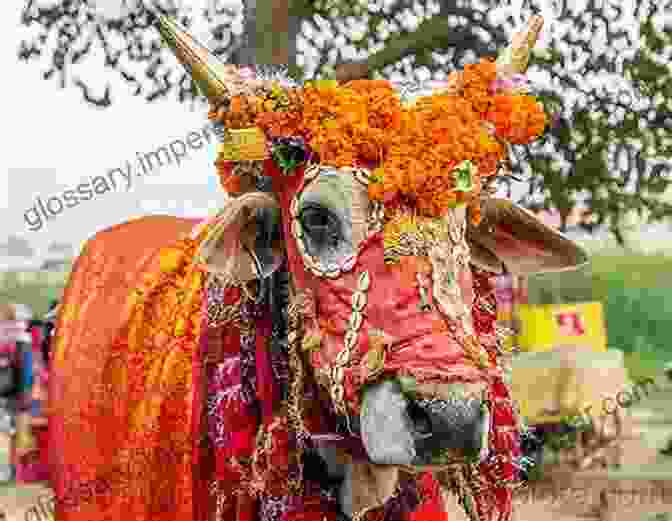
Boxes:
[2,0,668,263]
[2,1,233,259]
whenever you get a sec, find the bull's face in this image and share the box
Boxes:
[196,159,587,471]
[279,164,490,467]
[156,11,588,480]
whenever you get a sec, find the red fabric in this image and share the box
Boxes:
[255,314,277,423]
[278,219,489,415]
[410,511,449,521]
[471,268,521,521]
[36,427,51,482]
[412,473,448,521]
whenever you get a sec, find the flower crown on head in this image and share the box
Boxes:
[156,15,548,223]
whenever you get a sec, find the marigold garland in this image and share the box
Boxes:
[211,58,548,221]
[485,94,547,144]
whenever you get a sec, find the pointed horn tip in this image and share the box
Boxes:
[528,15,544,38]
[152,13,242,104]
[529,14,544,27]
[154,14,177,41]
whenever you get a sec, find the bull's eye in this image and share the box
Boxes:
[291,165,371,276]
[298,203,346,264]
[299,205,342,249]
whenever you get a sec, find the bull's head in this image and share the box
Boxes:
[157,14,587,516]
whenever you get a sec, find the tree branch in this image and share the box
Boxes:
[363,16,499,74]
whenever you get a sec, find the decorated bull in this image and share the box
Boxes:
[48,14,588,521]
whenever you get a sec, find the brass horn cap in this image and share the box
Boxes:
[497,15,544,75]
[155,15,237,102]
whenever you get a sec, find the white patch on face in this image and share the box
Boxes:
[360,380,416,465]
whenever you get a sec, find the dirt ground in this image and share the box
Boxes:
[1,473,671,520]
[443,377,672,521]
[441,476,672,520]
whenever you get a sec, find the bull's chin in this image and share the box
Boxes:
[359,378,490,467]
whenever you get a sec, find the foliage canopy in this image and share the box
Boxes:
[17,0,672,241]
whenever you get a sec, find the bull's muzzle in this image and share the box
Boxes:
[360,379,490,467]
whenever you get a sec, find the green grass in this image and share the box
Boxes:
[591,253,672,380]
[644,513,672,521]
[0,272,67,317]
[591,254,672,360]
[624,351,665,381]
[527,252,672,379]
[590,253,672,288]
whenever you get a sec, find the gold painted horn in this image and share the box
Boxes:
[155,15,242,102]
[496,15,544,75]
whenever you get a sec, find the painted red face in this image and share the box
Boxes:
[268,161,491,416]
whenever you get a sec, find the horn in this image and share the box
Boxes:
[496,15,544,75]
[155,15,241,103]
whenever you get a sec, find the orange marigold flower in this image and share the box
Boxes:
[344,80,394,92]
[222,173,242,195]
[229,96,243,114]
[243,59,548,217]
[368,182,384,201]
[469,202,482,225]
[485,94,548,144]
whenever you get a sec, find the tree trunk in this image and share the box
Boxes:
[233,0,300,70]
[335,61,370,82]
[559,208,570,233]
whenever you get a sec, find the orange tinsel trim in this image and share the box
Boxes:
[368,182,384,202]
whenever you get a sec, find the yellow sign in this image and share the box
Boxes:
[217,127,268,161]
[509,302,610,423]
[515,302,607,353]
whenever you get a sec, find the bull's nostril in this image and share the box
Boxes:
[407,401,432,438]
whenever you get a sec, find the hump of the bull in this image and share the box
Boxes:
[49,215,200,521]
[53,214,199,361]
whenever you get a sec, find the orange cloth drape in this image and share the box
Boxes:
[49,215,206,521]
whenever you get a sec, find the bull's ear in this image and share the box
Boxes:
[466,198,588,275]
[195,192,284,282]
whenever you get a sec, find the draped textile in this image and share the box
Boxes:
[49,216,202,521]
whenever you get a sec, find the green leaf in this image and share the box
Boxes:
[454,160,474,192]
